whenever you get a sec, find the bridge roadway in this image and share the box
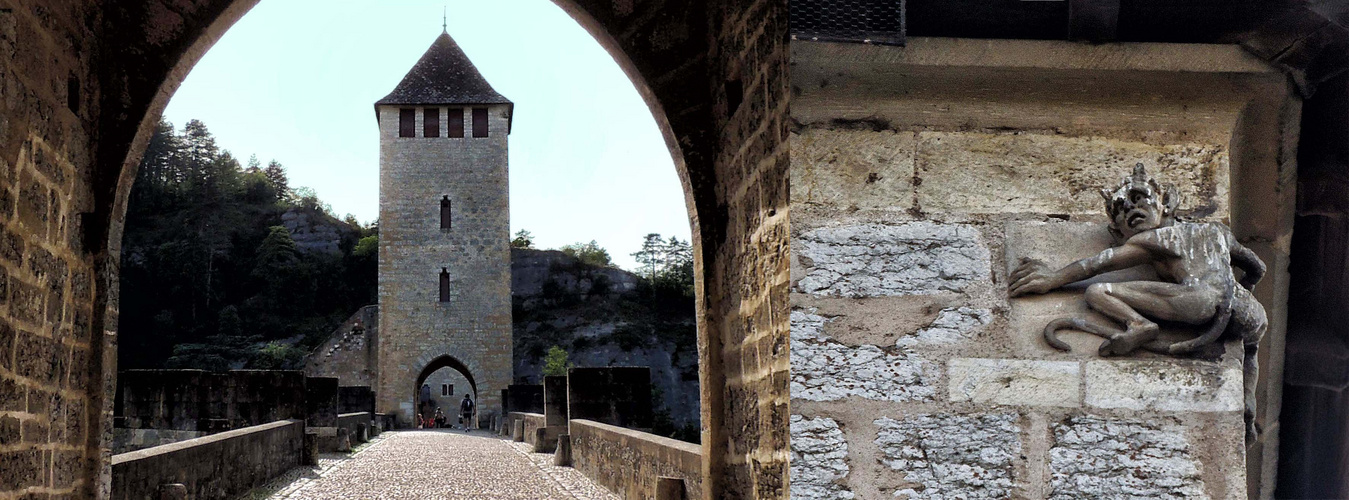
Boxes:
[254,429,620,499]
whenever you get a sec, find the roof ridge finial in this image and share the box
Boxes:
[442,6,447,33]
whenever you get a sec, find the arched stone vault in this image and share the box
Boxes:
[413,354,478,405]
[0,0,787,499]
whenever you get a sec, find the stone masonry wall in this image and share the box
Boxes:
[377,103,512,427]
[0,1,104,498]
[790,39,1296,499]
[304,305,378,388]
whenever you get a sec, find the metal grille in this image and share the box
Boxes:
[791,0,905,46]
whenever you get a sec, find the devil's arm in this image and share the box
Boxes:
[1049,243,1154,288]
[1231,242,1266,290]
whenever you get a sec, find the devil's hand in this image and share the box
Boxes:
[1009,257,1058,297]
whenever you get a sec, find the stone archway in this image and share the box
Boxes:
[412,354,479,427]
[0,0,788,499]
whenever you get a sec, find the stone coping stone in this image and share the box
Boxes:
[1085,358,1243,412]
[570,419,702,456]
[948,358,1080,407]
[112,419,301,464]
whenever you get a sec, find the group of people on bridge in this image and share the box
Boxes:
[418,393,476,431]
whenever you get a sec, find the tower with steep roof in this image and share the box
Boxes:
[374,29,512,427]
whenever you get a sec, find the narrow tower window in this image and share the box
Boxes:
[472,108,489,137]
[399,108,415,137]
[441,384,448,396]
[448,108,465,138]
[439,268,451,303]
[424,108,440,137]
[440,196,451,230]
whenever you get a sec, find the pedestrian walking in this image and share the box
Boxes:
[459,394,475,431]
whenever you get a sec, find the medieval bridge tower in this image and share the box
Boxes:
[374,29,513,426]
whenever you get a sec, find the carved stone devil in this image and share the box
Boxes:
[1009,164,1268,445]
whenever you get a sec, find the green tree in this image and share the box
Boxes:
[511,229,534,249]
[560,240,611,267]
[631,233,664,280]
[542,345,571,377]
[353,235,378,257]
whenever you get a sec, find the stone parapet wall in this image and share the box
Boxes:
[115,370,307,431]
[111,419,303,500]
[569,419,703,500]
[510,411,561,452]
[790,38,1298,499]
[111,428,206,455]
[336,412,371,444]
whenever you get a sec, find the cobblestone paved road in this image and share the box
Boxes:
[255,430,619,500]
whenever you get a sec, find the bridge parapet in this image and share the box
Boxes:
[111,419,304,500]
[569,419,703,500]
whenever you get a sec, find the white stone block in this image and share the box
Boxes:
[1085,359,1242,412]
[794,222,991,298]
[948,358,1080,407]
[791,415,856,500]
[874,413,1021,500]
[792,309,937,402]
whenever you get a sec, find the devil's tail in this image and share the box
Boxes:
[1043,317,1125,351]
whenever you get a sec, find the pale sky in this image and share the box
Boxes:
[163,0,690,271]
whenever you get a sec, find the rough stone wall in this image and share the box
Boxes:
[0,1,104,498]
[376,103,512,427]
[304,305,378,387]
[790,39,1295,499]
[569,418,705,500]
[115,370,307,432]
[422,366,473,415]
[110,419,303,500]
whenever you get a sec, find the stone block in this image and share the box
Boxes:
[794,222,990,297]
[553,433,571,466]
[656,476,688,500]
[874,413,1020,499]
[543,375,568,427]
[1085,358,1243,412]
[507,384,544,415]
[305,377,339,428]
[565,367,652,429]
[915,131,1229,217]
[790,415,854,500]
[947,358,1080,407]
[790,128,916,210]
[792,310,936,402]
[898,306,992,347]
[1049,416,1206,498]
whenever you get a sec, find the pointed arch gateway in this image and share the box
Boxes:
[413,354,479,425]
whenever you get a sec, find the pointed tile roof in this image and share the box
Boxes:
[376,31,512,107]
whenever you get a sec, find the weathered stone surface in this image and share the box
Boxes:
[794,222,991,297]
[790,128,916,210]
[111,420,305,500]
[790,415,855,500]
[1049,416,1206,499]
[1085,359,1243,412]
[948,358,1080,407]
[792,310,935,402]
[874,413,1021,499]
[569,419,703,500]
[916,131,1229,217]
[898,306,992,347]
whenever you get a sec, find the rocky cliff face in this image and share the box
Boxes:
[281,208,355,255]
[510,248,700,431]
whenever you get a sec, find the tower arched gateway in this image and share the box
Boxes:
[375,29,513,427]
